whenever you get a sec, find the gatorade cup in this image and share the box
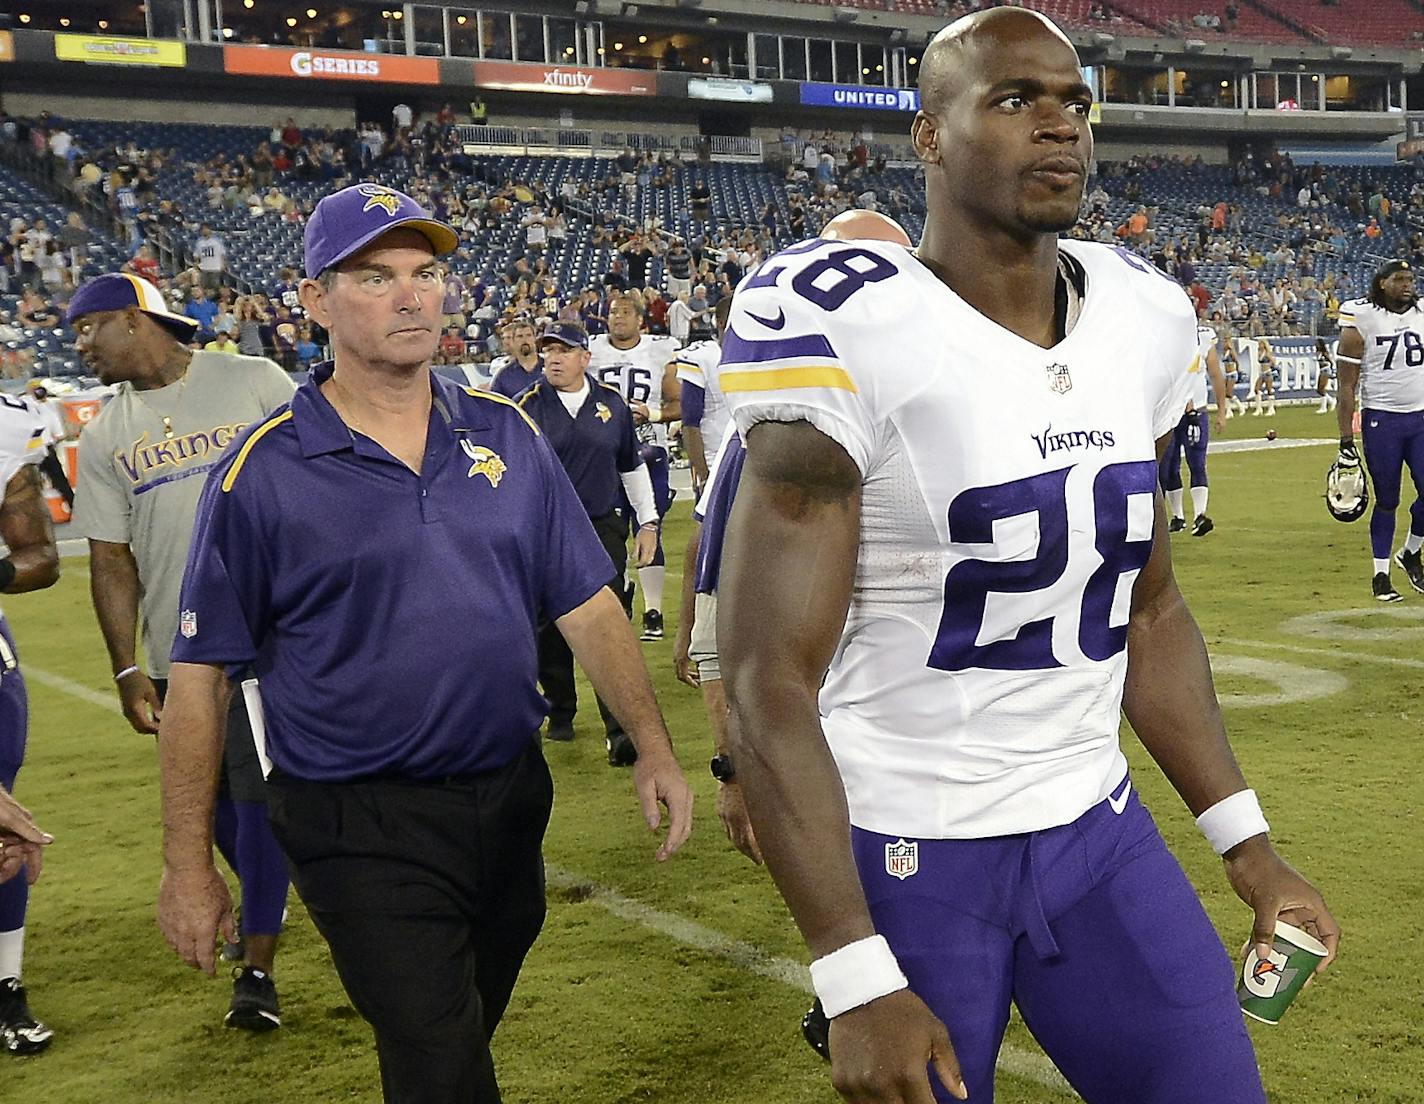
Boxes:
[1237,920,1328,1025]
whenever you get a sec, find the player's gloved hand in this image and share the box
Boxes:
[1223,835,1340,988]
[828,988,968,1102]
[1337,438,1360,467]
[715,781,763,865]
[117,669,163,735]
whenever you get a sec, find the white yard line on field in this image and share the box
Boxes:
[25,665,1074,1097]
[1215,637,1424,670]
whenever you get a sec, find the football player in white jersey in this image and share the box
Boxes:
[588,293,681,639]
[717,10,1337,1104]
[1335,259,1424,600]
[674,297,732,495]
[0,394,60,1053]
[1161,321,1228,536]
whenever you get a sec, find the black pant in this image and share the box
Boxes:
[264,743,554,1104]
[39,447,73,508]
[537,509,628,736]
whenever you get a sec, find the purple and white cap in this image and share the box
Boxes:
[303,183,458,279]
[66,273,199,339]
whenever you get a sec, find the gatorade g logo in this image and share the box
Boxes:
[290,51,380,78]
[357,184,402,217]
[1243,948,1296,998]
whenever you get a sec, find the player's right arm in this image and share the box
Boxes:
[89,540,163,734]
[720,421,966,1104]
[1334,323,1364,453]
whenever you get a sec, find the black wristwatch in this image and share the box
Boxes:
[710,754,736,783]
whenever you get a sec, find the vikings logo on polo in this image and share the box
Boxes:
[357,183,403,217]
[1046,362,1072,395]
[595,402,612,423]
[885,838,918,880]
[461,440,506,487]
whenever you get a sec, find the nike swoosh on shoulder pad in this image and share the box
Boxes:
[745,307,786,330]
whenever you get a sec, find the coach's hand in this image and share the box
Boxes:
[828,989,968,1103]
[0,833,46,885]
[118,670,163,735]
[633,524,658,568]
[632,747,693,862]
[158,860,237,976]
[1224,835,1340,985]
[716,782,762,865]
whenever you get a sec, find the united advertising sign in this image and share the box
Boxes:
[799,83,920,112]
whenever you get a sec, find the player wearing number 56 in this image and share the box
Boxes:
[1332,259,1424,602]
[717,8,1338,1104]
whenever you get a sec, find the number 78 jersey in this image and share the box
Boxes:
[722,238,1196,840]
[1337,297,1424,413]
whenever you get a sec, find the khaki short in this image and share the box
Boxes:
[688,591,719,681]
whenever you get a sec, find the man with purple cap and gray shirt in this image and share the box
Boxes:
[154,183,694,1103]
[68,271,296,1033]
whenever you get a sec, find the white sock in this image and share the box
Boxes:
[1265,402,1275,415]
[0,928,24,981]
[1374,558,1391,576]
[1166,487,1185,519]
[1191,486,1209,518]
[638,565,665,614]
[1405,532,1424,555]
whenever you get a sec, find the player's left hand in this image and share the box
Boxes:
[1215,410,1227,434]
[631,747,694,862]
[633,524,658,567]
[673,634,699,688]
[631,401,651,426]
[1224,835,1340,984]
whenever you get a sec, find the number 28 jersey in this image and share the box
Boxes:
[722,238,1195,839]
[1337,298,1424,413]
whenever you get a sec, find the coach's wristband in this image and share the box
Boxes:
[809,934,908,1019]
[1196,789,1270,856]
[0,558,15,591]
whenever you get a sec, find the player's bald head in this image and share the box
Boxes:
[918,7,1078,115]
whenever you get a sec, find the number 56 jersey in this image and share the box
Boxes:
[722,238,1196,840]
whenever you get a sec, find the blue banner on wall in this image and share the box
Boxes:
[798,83,920,112]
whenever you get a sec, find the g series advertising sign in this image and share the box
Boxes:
[799,83,920,112]
[472,60,657,96]
[223,46,440,84]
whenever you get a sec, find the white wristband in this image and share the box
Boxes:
[808,934,908,1019]
[1196,789,1270,855]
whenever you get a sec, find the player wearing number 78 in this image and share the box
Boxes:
[717,8,1338,1104]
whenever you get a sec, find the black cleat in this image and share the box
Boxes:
[1373,572,1403,603]
[1394,549,1424,594]
[0,978,53,1055]
[545,721,575,743]
[1168,516,1186,533]
[640,610,664,641]
[1191,515,1214,537]
[225,967,281,1032]
[801,999,830,1061]
[606,730,638,767]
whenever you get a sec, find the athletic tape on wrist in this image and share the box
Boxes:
[809,934,908,1019]
[1196,789,1270,855]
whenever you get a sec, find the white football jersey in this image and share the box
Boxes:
[1338,297,1424,413]
[588,332,680,448]
[0,396,48,619]
[722,238,1195,839]
[1188,325,1215,410]
[674,339,730,465]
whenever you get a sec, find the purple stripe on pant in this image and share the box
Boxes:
[851,778,1265,1103]
[0,618,28,934]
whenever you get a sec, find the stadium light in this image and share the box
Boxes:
[244,0,255,7]
[862,67,870,75]
[306,7,317,16]
[392,9,401,18]
[596,46,605,54]
[613,41,623,50]
[875,64,883,72]
[223,25,234,36]
[456,14,466,24]
[285,15,297,25]
[638,34,647,43]
[564,45,574,54]
[17,13,29,22]
[60,17,70,25]
[908,56,917,65]
[98,18,108,26]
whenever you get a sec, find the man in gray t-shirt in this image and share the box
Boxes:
[68,272,297,1032]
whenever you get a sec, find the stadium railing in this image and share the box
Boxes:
[454,126,763,162]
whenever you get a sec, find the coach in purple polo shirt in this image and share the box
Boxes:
[154,183,693,1104]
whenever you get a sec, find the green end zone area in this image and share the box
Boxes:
[4,405,1420,1102]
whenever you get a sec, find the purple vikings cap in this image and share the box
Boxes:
[537,322,590,350]
[303,183,459,279]
[66,273,199,339]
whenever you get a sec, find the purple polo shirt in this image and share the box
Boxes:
[172,361,613,781]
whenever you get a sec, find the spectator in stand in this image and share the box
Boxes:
[622,233,655,290]
[294,324,320,369]
[665,238,693,300]
[236,298,269,358]
[125,244,161,285]
[204,331,239,355]
[18,289,58,329]
[643,288,669,336]
[667,291,696,346]
[442,270,466,331]
[438,325,466,364]
[183,287,219,342]
[391,102,413,133]
[193,224,226,294]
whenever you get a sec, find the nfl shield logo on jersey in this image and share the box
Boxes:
[885,839,918,881]
[1046,363,1073,395]
[179,609,198,638]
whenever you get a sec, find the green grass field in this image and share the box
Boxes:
[4,404,1421,1103]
